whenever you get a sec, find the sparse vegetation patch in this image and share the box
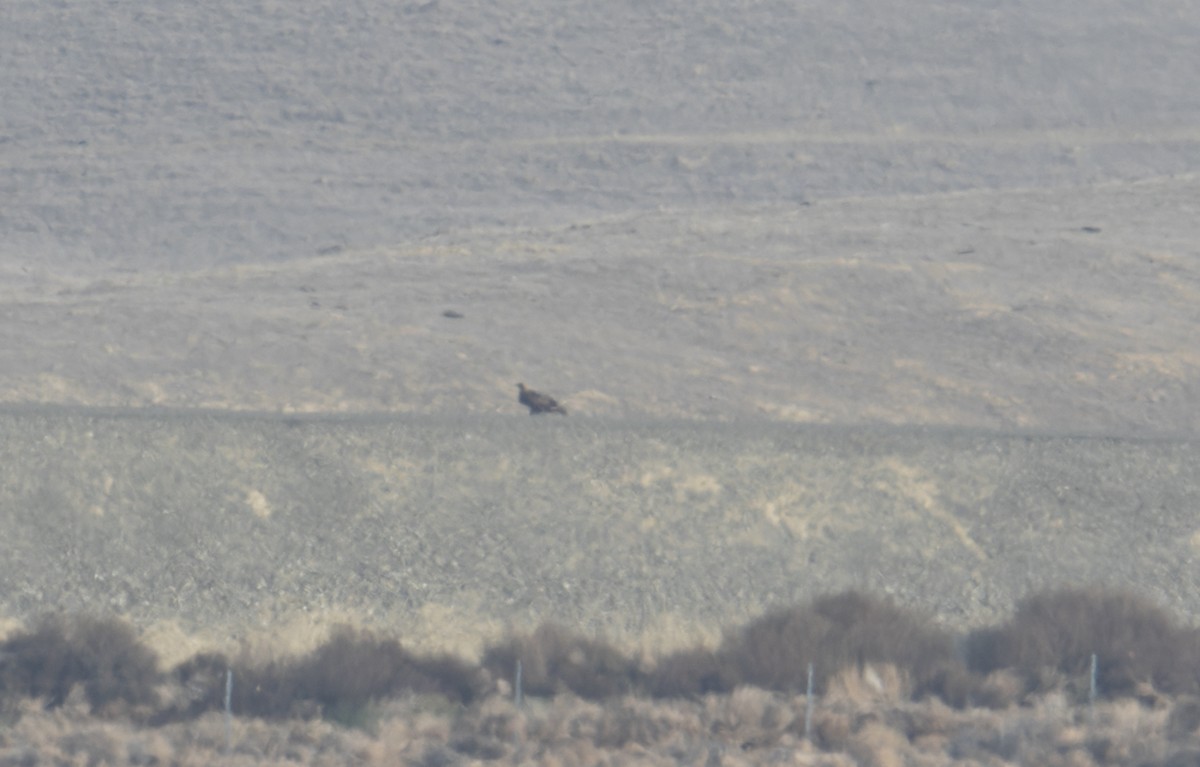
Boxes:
[3,588,1200,765]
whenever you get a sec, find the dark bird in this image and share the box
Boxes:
[517,383,567,415]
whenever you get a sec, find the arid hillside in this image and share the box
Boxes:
[3,0,1200,761]
[0,0,1198,690]
[1,407,1196,665]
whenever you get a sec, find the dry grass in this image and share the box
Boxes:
[4,588,1200,764]
[3,688,1200,766]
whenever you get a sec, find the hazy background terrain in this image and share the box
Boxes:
[1,0,1198,658]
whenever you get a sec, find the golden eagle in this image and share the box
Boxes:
[517,383,567,415]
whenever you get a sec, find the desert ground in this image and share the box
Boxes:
[2,0,1200,763]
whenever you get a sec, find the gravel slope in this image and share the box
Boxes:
[2,407,1197,661]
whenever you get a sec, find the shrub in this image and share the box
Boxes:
[301,626,482,707]
[481,624,640,700]
[155,651,231,723]
[221,626,484,721]
[722,591,958,696]
[966,588,1200,699]
[0,614,161,713]
[646,647,738,698]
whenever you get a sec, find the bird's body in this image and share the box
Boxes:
[517,383,567,415]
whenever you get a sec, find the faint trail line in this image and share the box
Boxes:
[881,458,988,563]
[15,126,1199,162]
[444,125,1200,151]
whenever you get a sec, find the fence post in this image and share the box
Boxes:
[1088,653,1098,725]
[804,662,815,741]
[515,659,523,708]
[225,669,234,756]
